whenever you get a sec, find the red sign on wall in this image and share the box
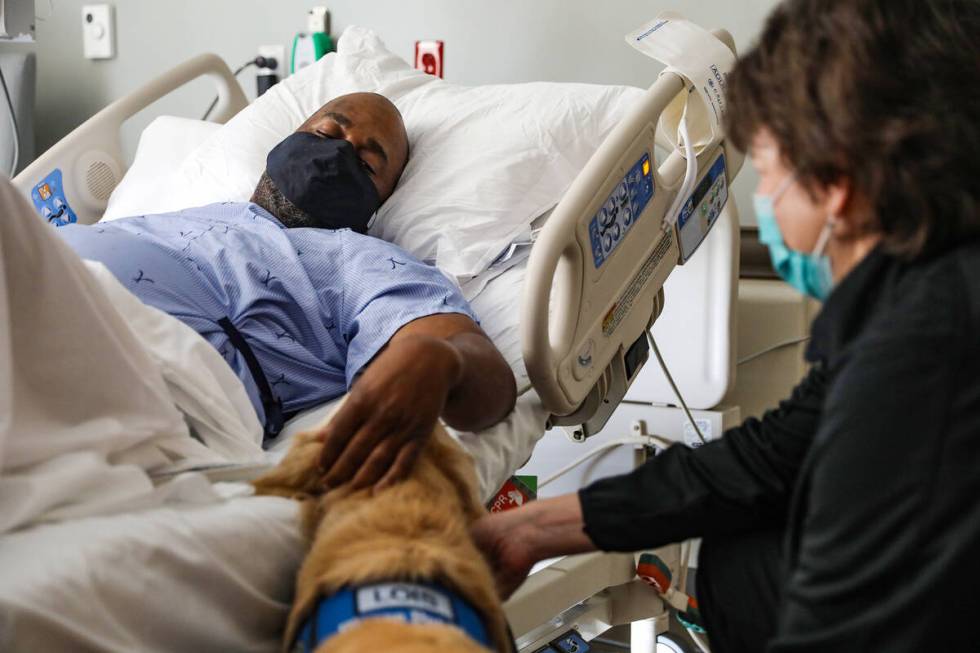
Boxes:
[415,40,444,78]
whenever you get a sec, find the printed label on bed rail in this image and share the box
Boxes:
[589,152,654,269]
[602,230,673,337]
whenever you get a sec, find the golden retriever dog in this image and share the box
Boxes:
[253,405,511,653]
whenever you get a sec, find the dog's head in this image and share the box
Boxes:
[252,411,486,533]
[253,400,508,652]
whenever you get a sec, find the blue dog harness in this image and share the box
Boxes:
[292,581,493,652]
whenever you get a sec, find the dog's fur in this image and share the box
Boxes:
[253,406,510,653]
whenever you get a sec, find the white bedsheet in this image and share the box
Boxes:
[0,178,268,535]
[0,495,302,652]
[0,242,548,651]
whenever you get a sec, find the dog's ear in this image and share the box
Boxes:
[428,426,487,523]
[253,397,352,498]
[252,430,323,498]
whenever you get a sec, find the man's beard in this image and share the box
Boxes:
[251,171,326,229]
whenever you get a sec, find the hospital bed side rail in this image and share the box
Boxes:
[523,26,742,434]
[13,53,248,225]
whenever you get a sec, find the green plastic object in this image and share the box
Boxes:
[291,32,334,74]
[515,475,538,495]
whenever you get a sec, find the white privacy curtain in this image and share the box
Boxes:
[0,177,265,533]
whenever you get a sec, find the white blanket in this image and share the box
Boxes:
[0,177,266,534]
[0,176,553,651]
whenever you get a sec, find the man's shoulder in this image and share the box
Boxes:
[113,201,253,223]
[335,230,429,266]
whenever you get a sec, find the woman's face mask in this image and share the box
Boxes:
[753,175,834,301]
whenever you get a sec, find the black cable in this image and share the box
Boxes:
[0,64,20,177]
[202,56,277,121]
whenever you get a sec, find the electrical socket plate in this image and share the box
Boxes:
[257,44,286,75]
[308,6,329,33]
[82,4,115,59]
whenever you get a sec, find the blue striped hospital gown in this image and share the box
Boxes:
[57,202,476,435]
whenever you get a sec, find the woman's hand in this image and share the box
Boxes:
[470,494,599,600]
[316,334,462,491]
[470,508,539,599]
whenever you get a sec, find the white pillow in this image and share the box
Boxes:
[103,116,222,221]
[104,26,643,280]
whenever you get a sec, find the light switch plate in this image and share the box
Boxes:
[82,4,114,60]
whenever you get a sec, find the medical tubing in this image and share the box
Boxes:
[647,331,706,445]
[0,65,20,177]
[662,113,698,231]
[538,435,671,489]
[689,629,712,653]
[678,538,691,597]
[737,336,811,366]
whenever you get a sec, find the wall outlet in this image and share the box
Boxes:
[307,6,330,33]
[81,4,115,60]
[257,44,286,75]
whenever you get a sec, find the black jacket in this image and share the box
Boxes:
[579,243,980,650]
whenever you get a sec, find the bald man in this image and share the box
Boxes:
[57,92,517,491]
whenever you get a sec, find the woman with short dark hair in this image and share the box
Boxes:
[472,1,980,650]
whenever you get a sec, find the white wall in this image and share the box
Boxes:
[21,0,780,220]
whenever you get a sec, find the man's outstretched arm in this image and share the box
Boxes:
[389,313,517,432]
[318,313,516,490]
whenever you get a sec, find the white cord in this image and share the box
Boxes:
[737,336,811,366]
[662,111,698,231]
[0,65,20,177]
[689,629,712,653]
[647,331,706,445]
[678,539,691,596]
[35,0,55,21]
[538,435,671,489]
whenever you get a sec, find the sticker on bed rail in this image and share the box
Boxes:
[676,152,727,263]
[602,229,673,338]
[488,475,537,513]
[31,168,78,227]
[589,152,655,269]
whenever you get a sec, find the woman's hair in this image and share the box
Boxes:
[726,0,980,260]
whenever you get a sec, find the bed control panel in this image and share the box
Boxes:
[31,168,78,226]
[588,152,655,270]
[677,151,727,263]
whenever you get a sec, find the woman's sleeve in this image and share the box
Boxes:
[578,364,826,551]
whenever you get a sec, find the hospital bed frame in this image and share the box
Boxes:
[13,54,247,224]
[12,29,741,651]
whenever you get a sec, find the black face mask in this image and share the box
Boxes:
[265,131,380,233]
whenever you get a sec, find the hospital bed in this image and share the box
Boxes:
[3,23,742,652]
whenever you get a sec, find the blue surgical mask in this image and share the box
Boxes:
[753,177,834,301]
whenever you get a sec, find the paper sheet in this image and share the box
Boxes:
[626,13,736,154]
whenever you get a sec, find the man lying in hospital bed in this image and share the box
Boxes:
[58,91,517,490]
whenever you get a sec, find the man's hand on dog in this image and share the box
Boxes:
[317,334,463,491]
